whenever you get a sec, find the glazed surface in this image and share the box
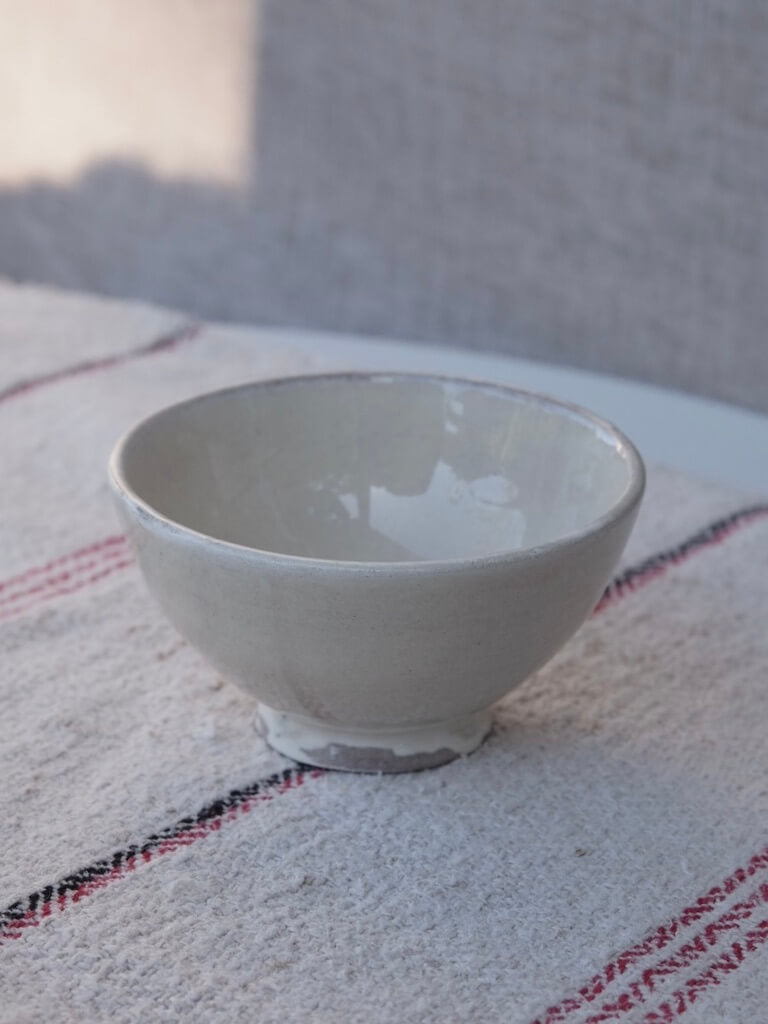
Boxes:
[118,375,633,562]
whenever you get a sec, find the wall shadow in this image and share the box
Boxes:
[0,0,766,412]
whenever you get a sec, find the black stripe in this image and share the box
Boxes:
[2,504,767,937]
[0,764,312,934]
[598,504,768,606]
[3,902,25,922]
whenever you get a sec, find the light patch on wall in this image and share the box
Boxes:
[0,0,257,186]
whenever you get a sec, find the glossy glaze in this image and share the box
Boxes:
[110,373,645,771]
[116,375,633,563]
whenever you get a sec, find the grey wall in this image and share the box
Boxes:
[2,1,767,411]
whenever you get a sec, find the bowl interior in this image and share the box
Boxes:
[116,375,637,563]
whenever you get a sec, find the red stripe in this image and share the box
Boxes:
[593,566,665,614]
[593,508,768,616]
[0,323,199,407]
[532,849,768,1023]
[0,768,324,945]
[642,920,768,1022]
[0,513,767,1019]
[0,535,127,596]
[579,884,768,1023]
[2,505,766,626]
[0,542,130,609]
[0,556,135,622]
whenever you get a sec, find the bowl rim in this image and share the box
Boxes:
[108,371,646,575]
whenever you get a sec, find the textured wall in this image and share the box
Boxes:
[2,1,767,410]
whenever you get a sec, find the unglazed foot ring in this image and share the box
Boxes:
[258,704,493,773]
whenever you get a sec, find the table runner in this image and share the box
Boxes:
[1,283,767,1023]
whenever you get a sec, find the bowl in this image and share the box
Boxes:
[109,373,645,772]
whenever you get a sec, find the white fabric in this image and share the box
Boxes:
[1,286,767,1023]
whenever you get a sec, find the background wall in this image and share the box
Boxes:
[1,0,766,411]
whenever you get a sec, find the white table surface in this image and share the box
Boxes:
[273,328,768,494]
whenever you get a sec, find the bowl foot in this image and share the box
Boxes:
[258,704,492,773]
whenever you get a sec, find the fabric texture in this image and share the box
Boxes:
[1,2,767,411]
[2,285,768,1023]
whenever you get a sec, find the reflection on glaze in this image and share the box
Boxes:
[332,463,526,561]
[125,377,631,562]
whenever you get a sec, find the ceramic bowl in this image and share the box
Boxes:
[109,373,644,772]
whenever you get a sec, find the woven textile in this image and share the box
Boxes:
[2,285,768,1023]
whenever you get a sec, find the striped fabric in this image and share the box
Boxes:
[2,284,767,1024]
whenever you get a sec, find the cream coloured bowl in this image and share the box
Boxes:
[109,373,645,772]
